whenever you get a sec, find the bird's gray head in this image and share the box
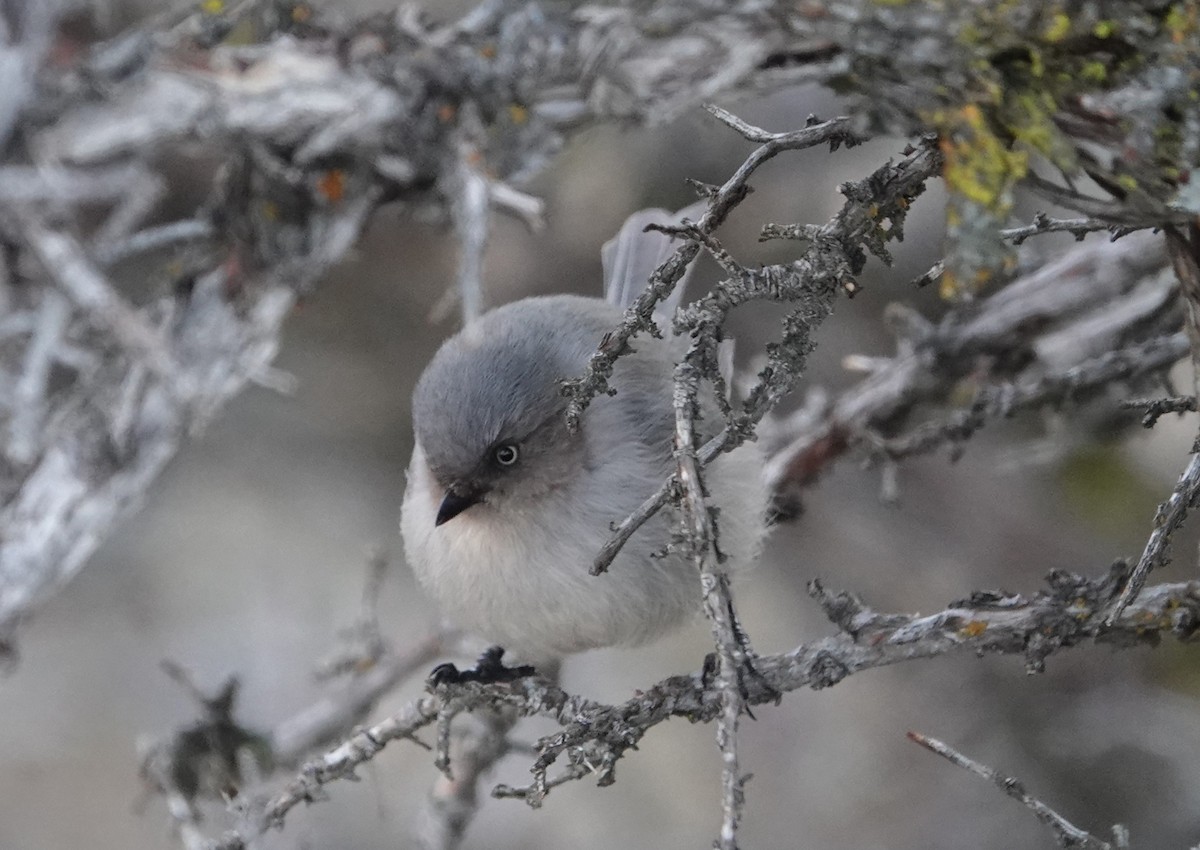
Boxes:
[411,295,618,526]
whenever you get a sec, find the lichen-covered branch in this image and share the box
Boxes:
[195,564,1198,850]
[581,121,939,577]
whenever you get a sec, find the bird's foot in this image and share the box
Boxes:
[427,645,536,688]
[732,616,781,712]
[699,621,781,718]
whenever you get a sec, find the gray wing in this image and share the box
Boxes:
[600,200,708,317]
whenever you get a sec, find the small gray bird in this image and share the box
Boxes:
[401,205,768,673]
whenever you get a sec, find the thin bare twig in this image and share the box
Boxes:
[415,707,519,850]
[1122,395,1198,428]
[1105,452,1200,626]
[870,333,1188,461]
[1000,212,1143,246]
[908,732,1114,850]
[271,629,457,766]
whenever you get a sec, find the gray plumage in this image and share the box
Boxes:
[401,207,768,666]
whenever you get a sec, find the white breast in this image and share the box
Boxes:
[401,436,767,666]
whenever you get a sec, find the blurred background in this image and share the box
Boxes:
[3,3,1200,849]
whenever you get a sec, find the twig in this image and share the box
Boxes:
[1024,172,1192,228]
[870,333,1189,461]
[1105,225,1200,623]
[1000,212,1141,246]
[271,628,457,766]
[673,360,746,850]
[1122,395,1197,428]
[1105,452,1200,626]
[907,732,1114,850]
[222,695,445,850]
[488,182,545,232]
[0,163,153,204]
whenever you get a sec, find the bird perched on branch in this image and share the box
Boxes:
[401,204,768,679]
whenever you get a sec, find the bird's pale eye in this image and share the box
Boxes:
[493,443,520,466]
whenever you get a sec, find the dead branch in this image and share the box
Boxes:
[198,564,1197,850]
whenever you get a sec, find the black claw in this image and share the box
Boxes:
[698,617,782,718]
[426,646,536,688]
[737,652,781,714]
[701,651,719,688]
[427,661,464,687]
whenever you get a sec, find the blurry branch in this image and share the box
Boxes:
[762,231,1178,509]
[1122,395,1198,428]
[415,708,518,850]
[313,550,394,683]
[198,565,1199,850]
[908,733,1122,850]
[447,104,497,326]
[271,627,458,767]
[139,663,272,850]
[1000,212,1149,246]
[143,619,463,845]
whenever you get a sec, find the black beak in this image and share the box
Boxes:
[436,488,484,526]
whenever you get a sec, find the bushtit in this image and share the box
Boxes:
[401,204,768,674]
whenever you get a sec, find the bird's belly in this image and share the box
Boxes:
[407,506,696,662]
[400,441,767,664]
